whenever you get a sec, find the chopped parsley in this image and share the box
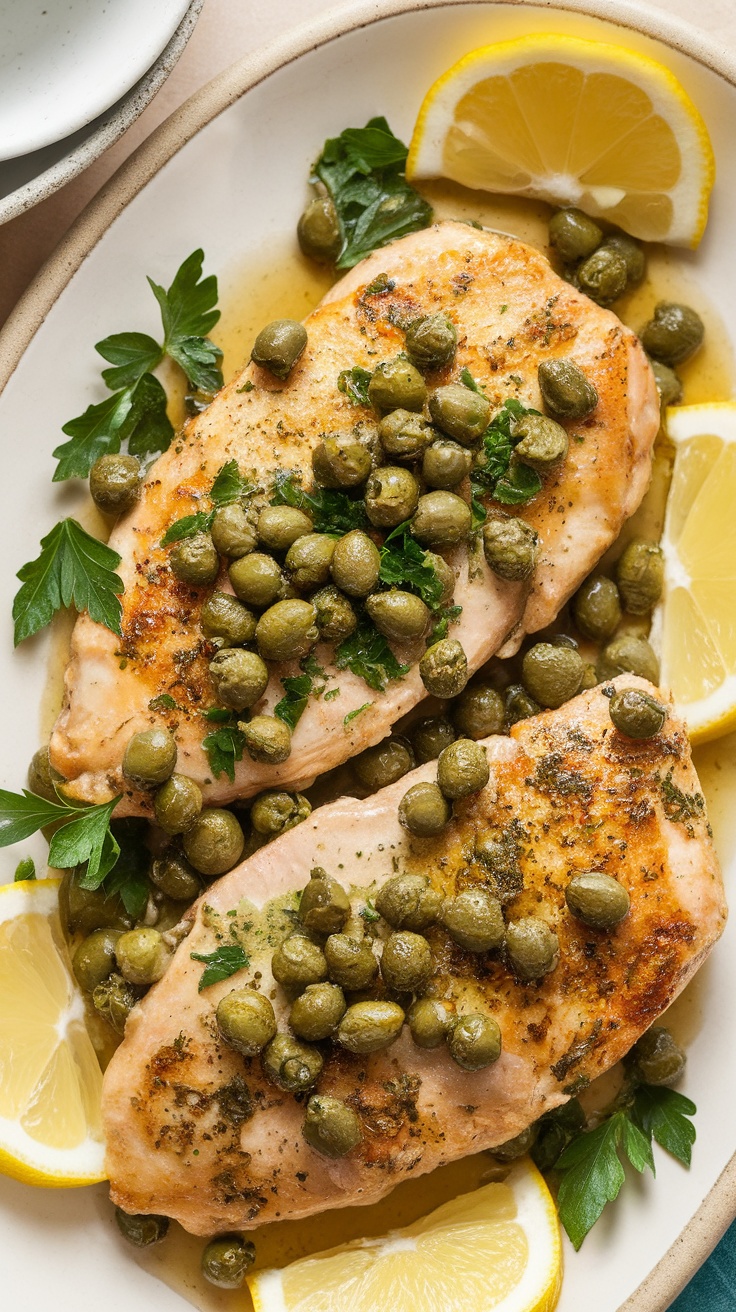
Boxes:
[338,366,373,406]
[274,655,329,731]
[202,723,246,782]
[379,524,444,610]
[161,459,254,546]
[270,470,368,534]
[190,944,250,991]
[344,702,372,726]
[335,618,409,691]
[470,397,543,520]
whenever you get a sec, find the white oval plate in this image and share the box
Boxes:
[0,0,192,161]
[0,2,734,1310]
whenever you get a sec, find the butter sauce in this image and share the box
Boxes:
[42,183,734,1310]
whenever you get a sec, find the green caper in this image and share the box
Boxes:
[365,589,429,641]
[410,716,456,763]
[368,357,427,413]
[482,516,538,581]
[92,972,138,1033]
[600,232,646,286]
[271,935,327,989]
[289,981,347,1040]
[261,1032,323,1093]
[609,688,667,739]
[428,383,491,446]
[123,728,177,787]
[474,834,524,903]
[512,413,569,473]
[285,533,336,590]
[311,584,358,641]
[407,997,451,1048]
[398,781,451,837]
[353,737,415,791]
[201,1235,256,1290]
[331,530,381,597]
[566,872,631,930]
[373,877,438,936]
[491,1125,537,1162]
[615,539,664,614]
[154,774,202,835]
[150,851,201,901]
[404,314,458,371]
[312,432,373,488]
[28,745,64,802]
[299,867,351,936]
[422,438,473,489]
[380,930,433,992]
[228,552,283,609]
[641,302,704,365]
[650,359,683,408]
[72,928,121,992]
[505,917,559,981]
[251,319,307,379]
[251,790,311,836]
[200,591,257,646]
[302,1095,362,1158]
[60,868,130,935]
[411,490,472,547]
[297,194,341,263]
[242,715,292,765]
[597,634,659,683]
[548,208,602,262]
[442,887,504,953]
[217,989,276,1055]
[572,575,622,642]
[504,683,540,727]
[115,1209,169,1247]
[336,1000,405,1053]
[419,638,468,698]
[256,599,318,662]
[580,662,598,691]
[169,532,220,586]
[210,503,258,559]
[453,682,504,739]
[378,410,435,461]
[437,738,489,800]
[577,247,628,305]
[257,505,313,552]
[448,1013,502,1070]
[89,454,141,514]
[626,1026,685,1088]
[521,643,584,709]
[116,927,170,986]
[365,465,420,528]
[324,932,378,990]
[183,809,245,876]
[538,359,598,420]
[209,648,269,710]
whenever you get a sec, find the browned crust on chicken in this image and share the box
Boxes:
[102,678,724,1233]
[50,223,658,814]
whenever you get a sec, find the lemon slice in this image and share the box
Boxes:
[0,878,106,1186]
[248,1158,561,1312]
[653,403,736,742]
[407,35,714,247]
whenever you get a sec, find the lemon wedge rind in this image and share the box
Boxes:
[249,1157,561,1312]
[407,35,714,248]
[0,878,106,1188]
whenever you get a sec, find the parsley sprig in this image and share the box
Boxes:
[13,518,124,646]
[52,250,222,481]
[312,117,432,268]
[0,787,121,884]
[160,459,253,546]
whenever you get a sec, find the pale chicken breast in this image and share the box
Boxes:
[51,222,659,812]
[102,677,724,1234]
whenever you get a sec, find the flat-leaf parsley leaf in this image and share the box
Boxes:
[191,944,250,991]
[13,518,124,645]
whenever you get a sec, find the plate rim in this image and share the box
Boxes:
[0,0,734,1306]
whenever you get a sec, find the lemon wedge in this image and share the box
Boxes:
[407,35,714,247]
[654,403,736,742]
[248,1158,561,1312]
[0,878,106,1186]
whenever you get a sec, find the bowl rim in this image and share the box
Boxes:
[0,0,204,227]
[0,1,733,1306]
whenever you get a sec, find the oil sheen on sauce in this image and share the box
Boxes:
[45,183,734,1311]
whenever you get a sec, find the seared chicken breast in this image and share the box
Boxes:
[102,677,724,1234]
[51,222,658,812]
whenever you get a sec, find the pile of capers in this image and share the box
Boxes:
[548,208,646,307]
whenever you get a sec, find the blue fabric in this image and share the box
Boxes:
[670,1219,736,1310]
